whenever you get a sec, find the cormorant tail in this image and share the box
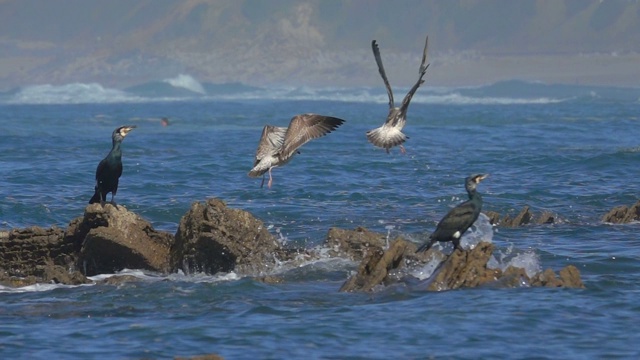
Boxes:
[416,237,436,253]
[89,188,101,204]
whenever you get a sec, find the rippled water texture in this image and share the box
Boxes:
[1,83,640,358]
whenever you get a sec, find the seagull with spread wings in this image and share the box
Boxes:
[249,114,345,188]
[366,35,430,153]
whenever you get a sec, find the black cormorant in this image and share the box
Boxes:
[89,125,136,205]
[366,35,430,154]
[416,174,489,253]
[248,114,345,188]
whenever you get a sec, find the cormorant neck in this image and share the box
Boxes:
[111,138,123,155]
[467,187,480,201]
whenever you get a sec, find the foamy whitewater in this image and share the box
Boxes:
[1,75,640,359]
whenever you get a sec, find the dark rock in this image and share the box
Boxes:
[495,266,530,287]
[38,263,90,285]
[0,262,90,287]
[98,275,142,286]
[254,275,285,284]
[0,273,39,287]
[602,200,640,223]
[536,211,556,224]
[484,211,501,225]
[75,203,174,276]
[558,265,585,288]
[487,206,557,227]
[170,198,281,275]
[501,206,533,227]
[1,226,66,276]
[427,242,501,291]
[325,226,386,261]
[0,225,79,279]
[340,237,585,292]
[531,265,585,288]
[339,237,409,292]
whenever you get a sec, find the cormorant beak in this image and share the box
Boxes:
[475,174,489,183]
[119,125,137,137]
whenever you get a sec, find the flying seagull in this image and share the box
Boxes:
[366,35,430,153]
[248,114,345,188]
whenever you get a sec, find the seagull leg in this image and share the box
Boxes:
[267,168,273,189]
[260,175,266,188]
[400,145,406,154]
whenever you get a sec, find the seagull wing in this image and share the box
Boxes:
[279,114,345,161]
[254,125,287,166]
[372,40,394,110]
[399,35,430,116]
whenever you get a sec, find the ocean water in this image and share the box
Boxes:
[1,78,640,359]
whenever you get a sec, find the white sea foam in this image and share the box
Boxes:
[7,83,144,104]
[163,74,206,94]
[0,282,81,293]
[1,80,569,105]
[411,255,444,281]
[487,248,542,279]
[460,213,494,249]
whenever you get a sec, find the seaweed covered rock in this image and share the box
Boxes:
[170,198,281,275]
[74,203,174,276]
[602,200,640,223]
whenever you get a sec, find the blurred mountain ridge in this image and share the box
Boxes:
[1,0,639,88]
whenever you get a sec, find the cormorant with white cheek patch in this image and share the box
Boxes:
[89,125,136,205]
[417,174,489,253]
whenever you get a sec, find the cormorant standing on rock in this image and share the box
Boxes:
[89,125,136,205]
[417,174,488,253]
[248,114,345,188]
[366,35,430,154]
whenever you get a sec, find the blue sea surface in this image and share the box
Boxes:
[1,80,640,359]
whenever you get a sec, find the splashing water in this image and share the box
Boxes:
[384,225,395,249]
[488,249,542,279]
[460,213,494,249]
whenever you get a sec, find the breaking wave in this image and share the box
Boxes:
[2,77,637,105]
[163,74,206,94]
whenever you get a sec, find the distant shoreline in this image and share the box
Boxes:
[0,52,639,92]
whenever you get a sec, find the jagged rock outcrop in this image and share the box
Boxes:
[325,226,386,261]
[0,226,90,286]
[73,204,174,276]
[170,198,282,275]
[339,237,409,292]
[339,235,585,292]
[602,200,640,224]
[1,226,70,276]
[485,206,556,227]
[425,242,501,291]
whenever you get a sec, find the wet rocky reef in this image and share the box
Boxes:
[3,197,627,291]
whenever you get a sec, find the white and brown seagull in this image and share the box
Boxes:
[366,35,430,153]
[248,114,345,188]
